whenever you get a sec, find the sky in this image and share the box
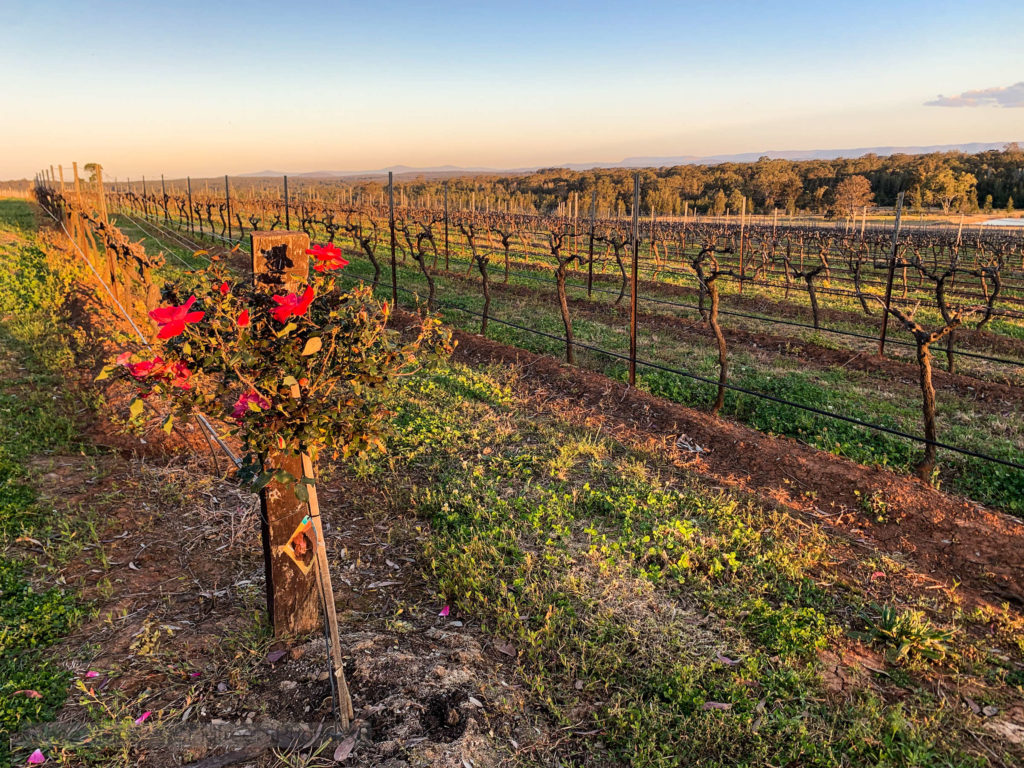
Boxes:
[1,0,1023,179]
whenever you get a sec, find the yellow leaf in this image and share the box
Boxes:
[129,399,144,418]
[301,337,323,356]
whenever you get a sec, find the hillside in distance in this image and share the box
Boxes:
[242,140,1021,179]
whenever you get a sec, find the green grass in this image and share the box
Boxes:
[349,359,1016,766]
[0,200,88,761]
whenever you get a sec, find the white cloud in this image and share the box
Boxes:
[926,82,1024,108]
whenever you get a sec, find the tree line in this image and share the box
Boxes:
[230,144,1022,219]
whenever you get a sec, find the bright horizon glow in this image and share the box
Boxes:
[2,0,1023,180]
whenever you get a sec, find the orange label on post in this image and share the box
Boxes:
[281,514,317,575]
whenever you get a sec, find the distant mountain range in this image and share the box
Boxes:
[241,141,1021,179]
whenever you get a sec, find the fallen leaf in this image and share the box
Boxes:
[366,581,400,589]
[468,696,484,708]
[265,650,287,664]
[494,642,516,657]
[13,690,42,698]
[716,654,741,666]
[301,337,323,356]
[982,705,999,717]
[870,571,886,580]
[702,702,732,711]
[333,735,355,761]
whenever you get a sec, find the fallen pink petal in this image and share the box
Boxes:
[14,690,43,698]
[84,671,100,678]
[439,605,450,617]
[134,711,152,725]
[27,749,45,765]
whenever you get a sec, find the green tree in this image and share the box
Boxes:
[83,163,103,184]
[924,169,977,214]
[711,189,727,216]
[726,189,746,215]
[832,175,874,218]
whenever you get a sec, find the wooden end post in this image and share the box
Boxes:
[629,173,640,386]
[250,230,320,636]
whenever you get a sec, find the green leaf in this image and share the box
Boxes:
[301,337,323,356]
[282,375,298,387]
[293,484,309,503]
[275,322,297,338]
[251,471,275,492]
[129,399,144,418]
[182,342,192,355]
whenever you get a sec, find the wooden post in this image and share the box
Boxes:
[738,196,747,293]
[629,173,640,386]
[878,191,905,356]
[187,177,194,233]
[250,230,320,637]
[388,171,397,305]
[73,162,83,208]
[225,175,233,242]
[587,186,597,298]
[97,166,108,225]
[443,181,449,271]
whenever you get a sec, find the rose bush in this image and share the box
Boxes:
[100,246,450,497]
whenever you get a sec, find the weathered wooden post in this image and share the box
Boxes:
[251,230,354,726]
[388,171,397,304]
[629,173,640,386]
[738,195,747,294]
[96,166,109,225]
[587,186,597,298]
[878,191,906,356]
[250,231,320,635]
